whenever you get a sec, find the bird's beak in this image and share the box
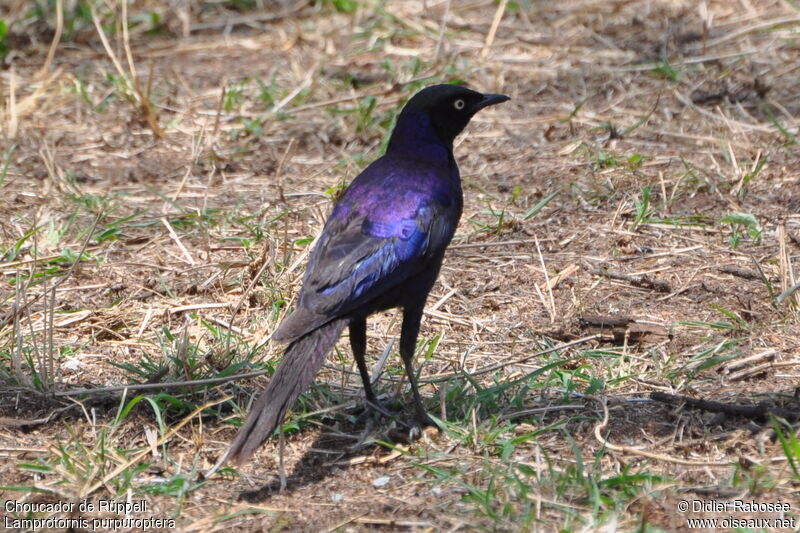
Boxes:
[473,93,510,112]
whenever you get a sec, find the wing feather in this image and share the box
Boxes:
[304,209,434,315]
[272,156,461,343]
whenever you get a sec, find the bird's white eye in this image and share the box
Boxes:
[453,99,465,110]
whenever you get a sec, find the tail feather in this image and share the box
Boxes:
[217,318,348,467]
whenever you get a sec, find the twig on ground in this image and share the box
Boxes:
[424,335,601,382]
[433,0,451,60]
[189,0,312,31]
[594,396,732,466]
[53,369,273,397]
[721,349,776,374]
[0,403,79,428]
[777,281,800,305]
[36,0,63,79]
[534,233,556,322]
[481,0,508,58]
[719,265,760,280]
[161,217,196,265]
[499,404,586,421]
[579,315,670,343]
[650,391,799,422]
[589,267,672,292]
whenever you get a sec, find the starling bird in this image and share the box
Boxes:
[219,84,509,466]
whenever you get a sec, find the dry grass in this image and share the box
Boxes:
[1,0,800,531]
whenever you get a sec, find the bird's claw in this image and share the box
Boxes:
[365,398,400,419]
[413,411,437,430]
[387,411,439,443]
[353,396,400,426]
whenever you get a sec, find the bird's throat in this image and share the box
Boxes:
[386,111,453,167]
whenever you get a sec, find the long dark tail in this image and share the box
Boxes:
[217,318,348,467]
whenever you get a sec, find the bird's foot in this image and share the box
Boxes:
[365,397,400,419]
[353,395,401,427]
[389,411,440,443]
[348,397,402,451]
[412,410,437,430]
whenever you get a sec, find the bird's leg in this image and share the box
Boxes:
[350,318,374,402]
[350,318,397,420]
[399,306,436,429]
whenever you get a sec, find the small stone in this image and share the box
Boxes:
[372,476,390,488]
[61,357,82,371]
[330,493,344,503]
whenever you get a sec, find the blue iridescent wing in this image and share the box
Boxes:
[272,203,452,342]
[272,155,461,343]
[305,205,436,313]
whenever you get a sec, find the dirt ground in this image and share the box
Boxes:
[1,0,799,531]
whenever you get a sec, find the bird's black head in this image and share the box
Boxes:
[390,84,510,151]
